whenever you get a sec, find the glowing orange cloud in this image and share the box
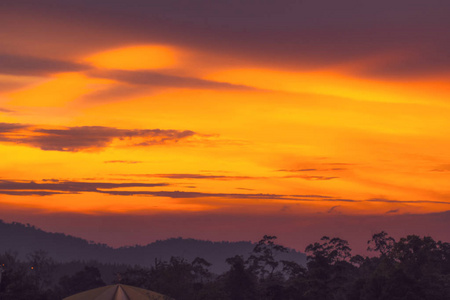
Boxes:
[6,73,113,107]
[84,45,178,70]
[205,68,450,105]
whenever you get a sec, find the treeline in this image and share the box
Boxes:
[0,250,129,300]
[1,233,450,300]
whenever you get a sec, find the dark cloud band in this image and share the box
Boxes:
[0,54,89,76]
[2,1,449,78]
[0,122,196,151]
[0,180,169,196]
[114,173,261,180]
[89,69,254,90]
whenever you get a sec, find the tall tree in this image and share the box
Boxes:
[58,266,105,298]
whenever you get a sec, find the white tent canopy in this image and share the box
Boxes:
[63,284,172,300]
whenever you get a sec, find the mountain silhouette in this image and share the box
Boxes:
[0,220,306,274]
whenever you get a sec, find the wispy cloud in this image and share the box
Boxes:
[0,53,89,76]
[367,198,450,205]
[0,122,29,132]
[115,173,338,181]
[0,108,14,113]
[430,164,450,172]
[0,180,169,196]
[1,179,447,214]
[283,175,338,181]
[89,69,255,90]
[278,168,347,172]
[0,179,337,201]
[113,173,261,180]
[98,190,340,201]
[327,205,341,213]
[104,160,143,164]
[0,122,196,151]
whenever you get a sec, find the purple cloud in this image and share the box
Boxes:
[0,180,169,196]
[0,53,89,76]
[0,122,196,151]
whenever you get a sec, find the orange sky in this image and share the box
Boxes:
[0,1,449,250]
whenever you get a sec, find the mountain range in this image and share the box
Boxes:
[0,219,306,274]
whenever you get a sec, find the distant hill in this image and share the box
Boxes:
[0,220,306,274]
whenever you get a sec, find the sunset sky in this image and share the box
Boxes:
[1,1,449,252]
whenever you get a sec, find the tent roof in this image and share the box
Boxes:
[63,284,172,300]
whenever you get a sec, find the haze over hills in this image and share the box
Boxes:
[0,220,306,274]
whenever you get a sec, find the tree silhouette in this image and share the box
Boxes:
[367,231,395,256]
[223,255,257,300]
[305,236,355,300]
[247,235,288,279]
[58,266,105,298]
[1,232,450,300]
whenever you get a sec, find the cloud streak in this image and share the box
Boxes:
[0,108,14,113]
[90,69,254,90]
[114,173,338,181]
[431,165,450,172]
[104,160,143,164]
[0,122,29,132]
[367,198,450,205]
[278,168,347,172]
[327,205,341,213]
[283,175,338,181]
[0,180,169,196]
[114,173,261,180]
[1,179,448,212]
[96,191,347,203]
[0,53,89,76]
[0,122,196,151]
[0,179,338,201]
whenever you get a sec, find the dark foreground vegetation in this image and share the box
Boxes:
[1,233,450,300]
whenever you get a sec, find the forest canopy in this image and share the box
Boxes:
[1,232,450,300]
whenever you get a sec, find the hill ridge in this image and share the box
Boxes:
[0,219,306,273]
